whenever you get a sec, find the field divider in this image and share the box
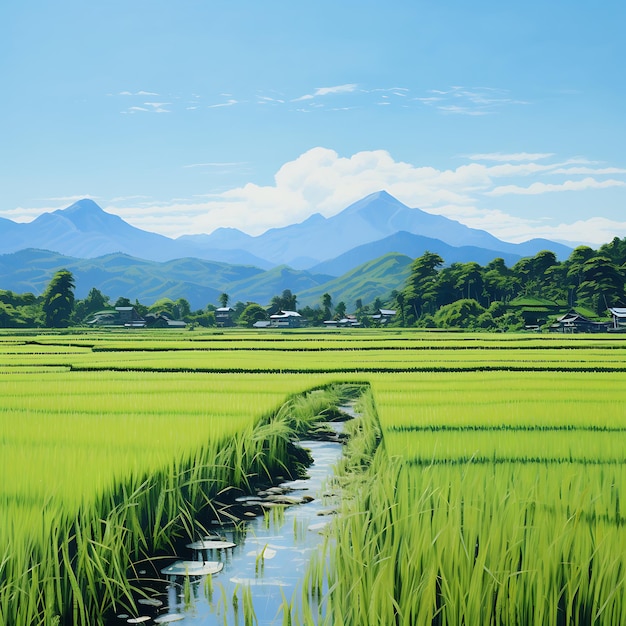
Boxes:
[68,364,626,374]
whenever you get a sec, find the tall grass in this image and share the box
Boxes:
[0,368,350,624]
[307,371,626,625]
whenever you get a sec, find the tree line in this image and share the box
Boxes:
[391,238,626,330]
[2,236,626,329]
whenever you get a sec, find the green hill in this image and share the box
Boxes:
[0,249,411,311]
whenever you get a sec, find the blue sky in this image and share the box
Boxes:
[1,1,625,246]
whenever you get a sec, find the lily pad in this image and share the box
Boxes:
[186,539,236,550]
[160,560,224,576]
[154,615,185,623]
[247,547,277,559]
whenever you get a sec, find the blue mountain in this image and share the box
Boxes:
[0,192,573,271]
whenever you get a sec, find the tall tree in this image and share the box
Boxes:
[174,298,191,319]
[322,293,332,319]
[281,289,297,311]
[73,287,110,322]
[42,270,75,327]
[395,291,406,326]
[403,252,444,321]
[577,256,625,314]
[239,303,268,327]
[483,258,517,304]
[218,293,230,308]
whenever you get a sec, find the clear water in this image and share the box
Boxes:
[121,437,343,625]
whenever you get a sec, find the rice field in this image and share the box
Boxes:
[315,370,626,625]
[2,328,626,624]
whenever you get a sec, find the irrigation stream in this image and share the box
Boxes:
[110,410,354,625]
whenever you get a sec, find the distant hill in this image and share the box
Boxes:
[0,250,262,310]
[310,231,524,276]
[299,252,413,309]
[0,249,348,309]
[0,193,572,270]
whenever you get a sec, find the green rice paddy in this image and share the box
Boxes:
[1,328,626,624]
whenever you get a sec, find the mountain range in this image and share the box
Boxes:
[0,191,574,310]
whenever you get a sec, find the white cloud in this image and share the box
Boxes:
[429,205,626,245]
[94,149,625,243]
[488,177,626,196]
[100,149,543,237]
[6,148,626,246]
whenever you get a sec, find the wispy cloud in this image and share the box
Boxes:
[183,162,247,169]
[207,99,238,108]
[143,102,171,113]
[257,95,285,105]
[293,83,358,102]
[488,178,626,196]
[548,166,626,175]
[418,86,528,115]
[45,194,99,203]
[469,152,555,162]
[118,90,159,96]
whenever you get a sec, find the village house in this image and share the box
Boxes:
[323,315,360,328]
[608,307,626,331]
[215,306,235,327]
[87,306,145,327]
[86,306,186,328]
[369,308,396,325]
[550,310,610,333]
[269,310,303,328]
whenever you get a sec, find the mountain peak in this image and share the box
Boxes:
[58,198,104,215]
[52,199,129,233]
[342,190,407,215]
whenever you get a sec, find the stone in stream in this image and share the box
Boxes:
[263,494,306,505]
[137,597,163,607]
[317,508,338,516]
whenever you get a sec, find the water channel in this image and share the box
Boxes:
[111,420,348,625]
